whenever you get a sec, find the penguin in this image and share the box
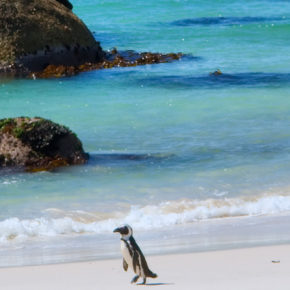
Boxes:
[113,225,158,285]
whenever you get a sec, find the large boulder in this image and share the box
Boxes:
[0,0,104,73]
[0,117,88,171]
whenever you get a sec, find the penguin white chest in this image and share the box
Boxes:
[120,240,134,270]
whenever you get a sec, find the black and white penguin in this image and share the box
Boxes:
[113,225,158,284]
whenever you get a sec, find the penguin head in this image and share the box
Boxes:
[113,224,133,240]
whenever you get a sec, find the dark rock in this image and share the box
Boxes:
[210,69,222,76]
[56,0,73,10]
[0,0,104,74]
[31,50,184,78]
[0,117,88,172]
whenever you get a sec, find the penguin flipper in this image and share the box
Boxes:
[132,250,139,273]
[123,258,128,271]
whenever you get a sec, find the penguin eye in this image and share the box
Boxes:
[123,227,129,235]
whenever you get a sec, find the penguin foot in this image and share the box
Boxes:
[141,278,146,285]
[131,275,139,284]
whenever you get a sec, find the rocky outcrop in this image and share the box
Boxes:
[0,0,104,74]
[31,49,184,78]
[0,117,88,172]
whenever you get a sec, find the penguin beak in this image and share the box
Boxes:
[113,226,129,235]
[113,227,121,233]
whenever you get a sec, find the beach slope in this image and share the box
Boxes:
[0,244,289,289]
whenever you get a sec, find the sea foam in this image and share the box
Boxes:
[0,194,290,243]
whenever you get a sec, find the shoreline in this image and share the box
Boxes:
[0,243,289,289]
[0,213,290,268]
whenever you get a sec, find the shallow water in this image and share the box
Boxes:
[1,0,290,266]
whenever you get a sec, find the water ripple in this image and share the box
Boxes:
[136,72,290,89]
[171,16,289,26]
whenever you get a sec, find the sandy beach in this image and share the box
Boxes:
[0,244,289,290]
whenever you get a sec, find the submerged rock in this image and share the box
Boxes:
[210,69,222,76]
[0,117,88,172]
[31,49,184,78]
[0,0,104,74]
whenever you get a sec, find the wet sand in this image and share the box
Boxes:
[0,244,289,289]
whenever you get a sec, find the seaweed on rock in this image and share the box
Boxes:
[0,117,88,172]
[30,49,184,78]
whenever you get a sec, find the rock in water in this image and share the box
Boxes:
[0,0,104,74]
[0,117,88,172]
[56,0,73,10]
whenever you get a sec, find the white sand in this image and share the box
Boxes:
[0,244,289,290]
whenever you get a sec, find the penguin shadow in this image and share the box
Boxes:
[136,282,174,286]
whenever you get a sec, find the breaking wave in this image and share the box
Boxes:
[1,194,290,243]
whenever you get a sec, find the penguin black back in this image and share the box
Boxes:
[129,236,157,278]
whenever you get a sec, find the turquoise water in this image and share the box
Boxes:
[1,0,290,266]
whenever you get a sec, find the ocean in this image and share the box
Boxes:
[1,0,290,267]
